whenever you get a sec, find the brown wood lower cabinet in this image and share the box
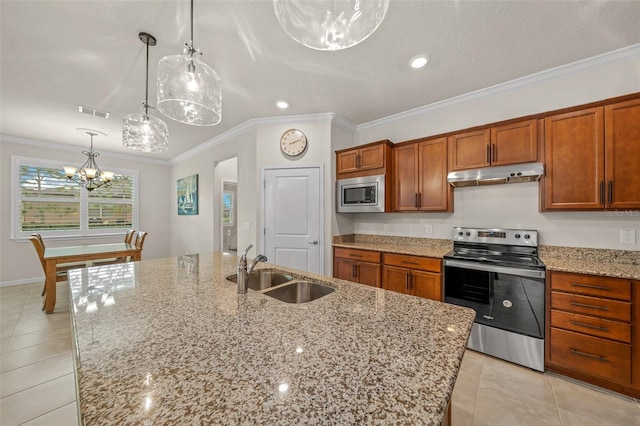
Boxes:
[382,253,442,301]
[333,247,381,287]
[546,271,640,398]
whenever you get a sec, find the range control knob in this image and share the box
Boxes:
[465,232,471,236]
[458,231,463,236]
[524,234,531,239]
[515,234,521,239]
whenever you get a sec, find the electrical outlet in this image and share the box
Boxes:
[383,224,389,232]
[620,229,636,244]
[425,224,433,234]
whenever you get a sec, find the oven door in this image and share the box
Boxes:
[444,259,545,339]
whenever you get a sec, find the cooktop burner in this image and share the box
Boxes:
[445,227,545,270]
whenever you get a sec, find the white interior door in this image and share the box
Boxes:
[264,167,322,274]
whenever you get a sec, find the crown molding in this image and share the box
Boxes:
[169,112,350,164]
[1,134,170,165]
[357,43,640,131]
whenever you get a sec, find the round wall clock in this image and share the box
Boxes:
[280,129,307,157]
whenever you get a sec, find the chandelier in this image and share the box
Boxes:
[273,0,390,51]
[63,130,114,192]
[157,0,222,126]
[123,32,169,153]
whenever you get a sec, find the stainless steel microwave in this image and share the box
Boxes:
[336,174,386,213]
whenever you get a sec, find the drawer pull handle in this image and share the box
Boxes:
[349,254,363,258]
[570,348,609,362]
[570,302,609,311]
[402,261,420,265]
[569,321,609,332]
[570,282,610,291]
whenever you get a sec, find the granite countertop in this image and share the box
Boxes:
[332,234,640,280]
[68,253,475,425]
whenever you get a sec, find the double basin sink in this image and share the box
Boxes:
[225,270,335,303]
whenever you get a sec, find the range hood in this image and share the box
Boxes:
[447,162,544,187]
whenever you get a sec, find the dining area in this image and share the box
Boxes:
[28,230,147,314]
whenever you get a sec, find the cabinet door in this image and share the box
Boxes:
[382,265,409,294]
[334,258,356,282]
[411,270,442,301]
[543,107,605,210]
[393,143,419,211]
[358,144,385,171]
[491,119,538,166]
[336,150,359,175]
[357,261,381,287]
[605,99,640,209]
[448,129,491,171]
[418,137,451,211]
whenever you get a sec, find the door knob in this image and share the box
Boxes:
[308,240,319,245]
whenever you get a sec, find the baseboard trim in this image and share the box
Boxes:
[0,277,44,287]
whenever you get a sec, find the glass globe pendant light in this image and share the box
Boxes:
[273,0,390,51]
[157,0,222,126]
[123,32,169,153]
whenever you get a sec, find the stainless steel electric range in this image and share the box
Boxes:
[443,227,546,371]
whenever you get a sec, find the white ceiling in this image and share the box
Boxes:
[2,1,639,161]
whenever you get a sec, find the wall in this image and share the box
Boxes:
[0,139,171,285]
[169,128,257,258]
[352,56,640,250]
[255,116,334,274]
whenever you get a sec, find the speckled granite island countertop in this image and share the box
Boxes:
[68,253,475,425]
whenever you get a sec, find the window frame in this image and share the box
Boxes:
[11,155,139,241]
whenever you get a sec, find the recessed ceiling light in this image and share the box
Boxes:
[276,100,289,109]
[409,55,429,69]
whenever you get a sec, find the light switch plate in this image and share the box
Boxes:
[425,224,433,234]
[620,229,636,244]
[383,224,389,232]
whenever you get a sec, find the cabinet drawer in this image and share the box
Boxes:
[550,309,631,343]
[334,248,381,263]
[550,272,631,300]
[551,291,631,322]
[550,328,631,384]
[383,253,441,273]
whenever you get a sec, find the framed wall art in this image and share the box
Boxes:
[177,174,198,215]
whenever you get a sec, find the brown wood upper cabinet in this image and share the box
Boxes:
[336,140,392,179]
[393,137,452,212]
[448,119,538,172]
[541,98,640,210]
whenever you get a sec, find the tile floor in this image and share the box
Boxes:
[2,281,640,425]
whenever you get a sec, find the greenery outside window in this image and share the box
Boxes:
[12,156,138,239]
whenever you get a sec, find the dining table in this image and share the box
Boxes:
[43,242,141,314]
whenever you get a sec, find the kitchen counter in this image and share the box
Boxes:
[332,234,640,280]
[332,235,452,259]
[69,253,475,425]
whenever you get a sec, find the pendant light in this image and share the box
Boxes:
[157,0,222,126]
[64,129,114,192]
[123,32,169,153]
[273,0,390,51]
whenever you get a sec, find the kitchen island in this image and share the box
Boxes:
[69,253,475,425]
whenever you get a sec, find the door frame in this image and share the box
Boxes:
[260,164,325,273]
[220,179,237,253]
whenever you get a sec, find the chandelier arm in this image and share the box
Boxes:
[190,0,194,45]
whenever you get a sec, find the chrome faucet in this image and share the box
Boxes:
[237,244,268,294]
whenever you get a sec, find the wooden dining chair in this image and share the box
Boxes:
[124,229,136,244]
[29,234,87,296]
[133,231,147,250]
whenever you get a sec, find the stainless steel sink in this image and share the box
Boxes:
[263,281,336,304]
[225,270,294,291]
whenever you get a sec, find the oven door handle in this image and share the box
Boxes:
[444,259,545,279]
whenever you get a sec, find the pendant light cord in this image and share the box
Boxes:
[144,36,150,116]
[190,0,194,44]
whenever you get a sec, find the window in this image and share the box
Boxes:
[12,156,138,239]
